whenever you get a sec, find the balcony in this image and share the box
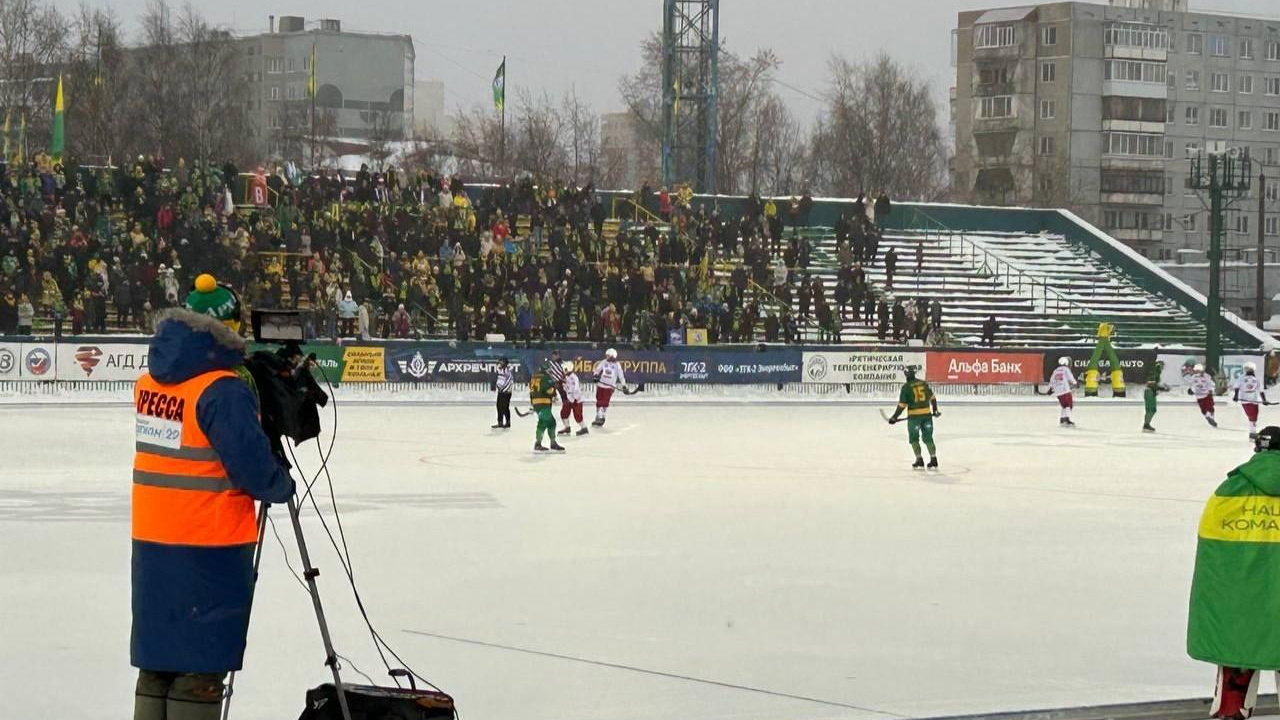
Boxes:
[1107,228,1164,244]
[1101,80,1167,100]
[1102,192,1165,206]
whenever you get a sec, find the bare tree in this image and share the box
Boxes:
[810,53,947,200]
[0,0,69,146]
[174,4,250,166]
[64,4,128,164]
[561,88,599,186]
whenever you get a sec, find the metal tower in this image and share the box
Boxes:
[661,0,719,194]
[1189,147,1252,371]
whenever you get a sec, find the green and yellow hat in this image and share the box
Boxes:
[185,273,242,332]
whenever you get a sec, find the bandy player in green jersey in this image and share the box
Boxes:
[886,366,941,469]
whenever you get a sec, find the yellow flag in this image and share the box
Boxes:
[307,43,317,98]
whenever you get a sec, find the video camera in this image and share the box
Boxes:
[243,309,329,455]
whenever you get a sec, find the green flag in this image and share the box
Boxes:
[492,58,505,112]
[50,75,64,163]
[1188,451,1280,669]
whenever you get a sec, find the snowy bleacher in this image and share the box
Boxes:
[775,225,1215,348]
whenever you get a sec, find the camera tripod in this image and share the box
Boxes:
[221,494,354,720]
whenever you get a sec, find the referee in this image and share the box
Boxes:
[546,349,569,406]
[493,357,514,428]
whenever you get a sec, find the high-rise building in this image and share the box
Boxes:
[238,15,415,161]
[952,0,1280,259]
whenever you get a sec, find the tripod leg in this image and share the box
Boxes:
[221,505,271,720]
[287,495,354,720]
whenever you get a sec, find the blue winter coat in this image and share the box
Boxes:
[131,310,294,674]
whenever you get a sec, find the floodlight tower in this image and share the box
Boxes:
[1189,148,1252,371]
[661,0,719,194]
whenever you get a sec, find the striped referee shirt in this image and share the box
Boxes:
[495,366,514,393]
[546,357,567,384]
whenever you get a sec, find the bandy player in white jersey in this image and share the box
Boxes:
[1049,356,1078,427]
[1232,362,1268,437]
[592,348,627,427]
[1188,364,1218,427]
[557,361,589,436]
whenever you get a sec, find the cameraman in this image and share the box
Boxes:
[1188,426,1280,720]
[132,274,293,720]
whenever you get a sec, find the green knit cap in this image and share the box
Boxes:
[186,273,241,324]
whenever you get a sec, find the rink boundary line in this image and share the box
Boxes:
[917,695,1277,720]
[0,397,1204,409]
[403,629,905,717]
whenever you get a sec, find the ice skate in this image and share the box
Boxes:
[1063,418,1075,427]
[927,457,939,469]
[533,442,549,452]
[492,423,504,429]
[550,441,566,452]
[1143,424,1156,433]
[576,428,589,436]
[558,426,572,436]
[1206,416,1218,428]
[912,457,925,469]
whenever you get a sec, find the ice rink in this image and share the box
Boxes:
[0,396,1260,720]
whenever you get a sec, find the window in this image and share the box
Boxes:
[1168,71,1176,89]
[1268,147,1279,164]
[1104,23,1168,49]
[1268,77,1280,96]
[1212,36,1229,57]
[269,115,283,129]
[269,86,280,101]
[287,85,298,100]
[977,95,1014,119]
[1101,170,1165,194]
[1103,132,1162,156]
[1040,99,1056,119]
[1186,70,1201,90]
[1267,216,1279,237]
[1268,181,1280,200]
[1186,106,1200,126]
[1235,215,1250,235]
[1241,75,1255,94]
[1041,26,1057,46]
[1039,136,1056,155]
[303,55,311,71]
[1269,41,1280,61]
[1041,61,1057,83]
[975,24,1016,49]
[1165,213,1175,230]
[1165,140,1175,158]
[978,66,1011,85]
[1268,111,1280,132]
[1210,108,1229,128]
[1186,214,1197,232]
[1187,33,1203,54]
[1242,39,1255,59]
[1104,60,1166,84]
[266,57,284,74]
[287,57,295,72]
[1240,110,1253,130]
[1167,104,1176,124]
[1211,72,1230,92]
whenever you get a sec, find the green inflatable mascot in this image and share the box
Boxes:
[1083,322,1126,398]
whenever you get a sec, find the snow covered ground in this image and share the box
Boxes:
[0,399,1260,720]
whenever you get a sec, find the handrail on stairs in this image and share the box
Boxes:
[610,196,665,226]
[899,206,1103,324]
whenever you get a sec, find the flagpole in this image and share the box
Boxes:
[499,55,506,178]
[310,41,317,170]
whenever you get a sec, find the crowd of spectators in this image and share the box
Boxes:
[0,152,934,347]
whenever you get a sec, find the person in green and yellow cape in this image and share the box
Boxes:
[1188,426,1280,719]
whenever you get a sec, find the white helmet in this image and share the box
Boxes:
[562,361,574,373]
[1058,356,1070,367]
[605,348,618,360]
[1194,363,1205,373]
[1246,362,1258,374]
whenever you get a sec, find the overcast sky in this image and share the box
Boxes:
[58,0,1280,124]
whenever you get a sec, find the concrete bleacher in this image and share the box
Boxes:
[785,225,1221,348]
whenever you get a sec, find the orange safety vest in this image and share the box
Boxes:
[132,369,258,547]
